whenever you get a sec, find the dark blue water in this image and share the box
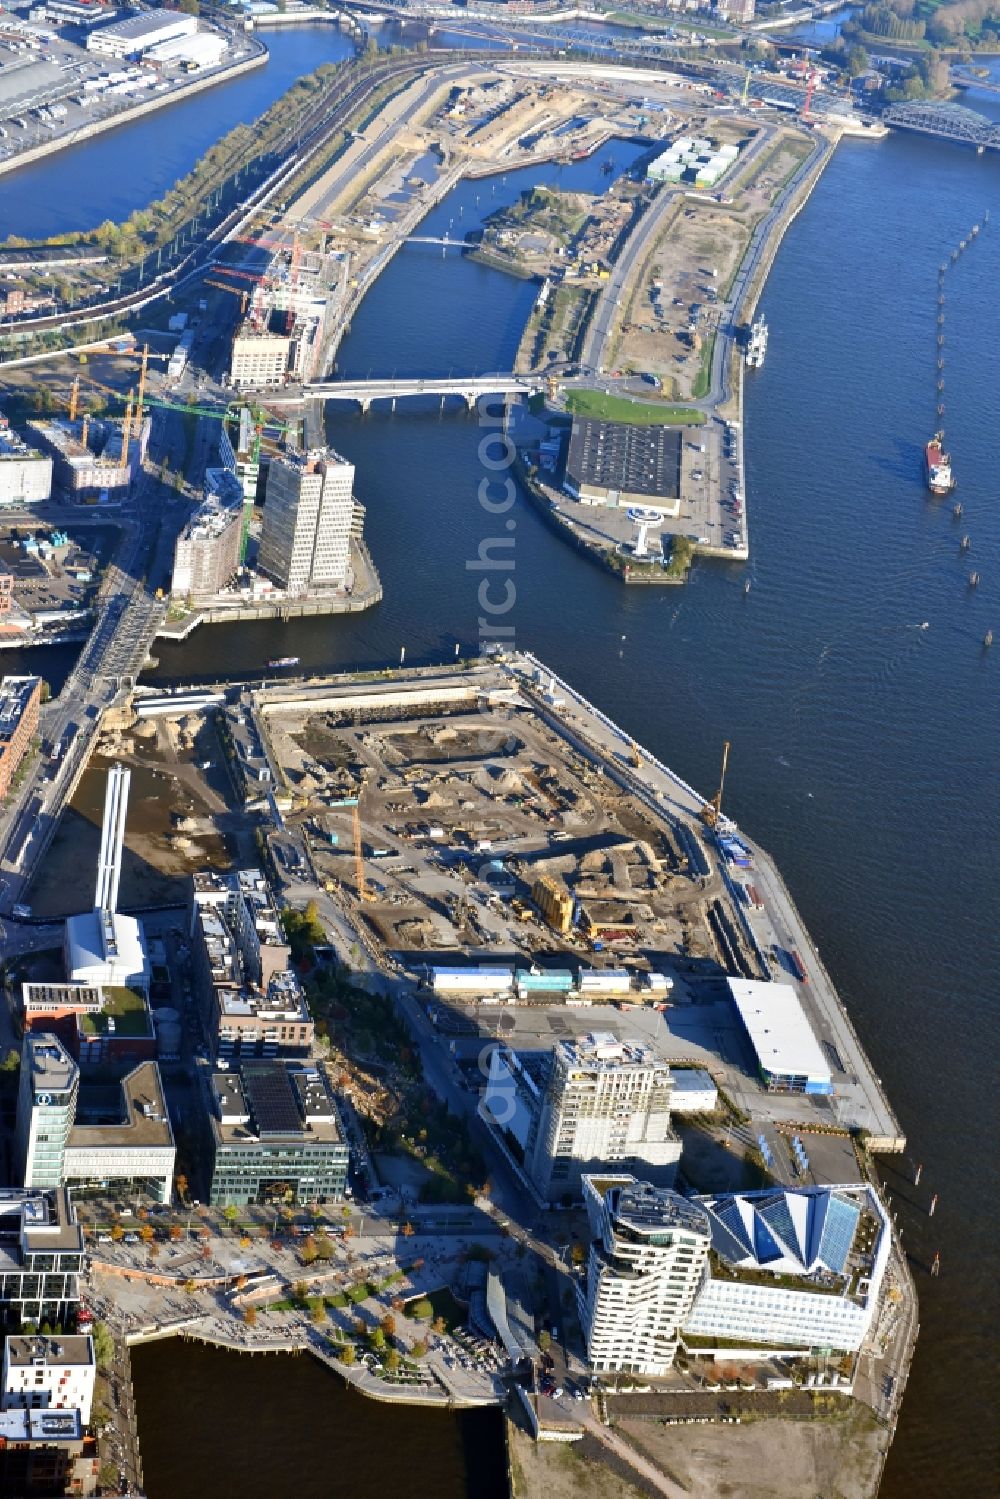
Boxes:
[4,48,999,1498]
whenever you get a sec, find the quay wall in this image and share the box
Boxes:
[0,45,268,183]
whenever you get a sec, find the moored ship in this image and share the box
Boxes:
[267,656,299,669]
[925,433,954,495]
[745,316,768,369]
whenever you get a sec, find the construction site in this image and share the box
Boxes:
[255,674,753,984]
[224,656,904,1158]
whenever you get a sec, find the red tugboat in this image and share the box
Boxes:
[925,433,954,495]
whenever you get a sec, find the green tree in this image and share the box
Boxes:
[369,1326,386,1351]
[92,1321,115,1370]
[338,1342,356,1365]
[223,1205,239,1227]
[99,1461,119,1490]
[384,1346,400,1372]
[409,1298,433,1321]
[537,1329,552,1353]
[308,1297,326,1324]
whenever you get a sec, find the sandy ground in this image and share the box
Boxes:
[616,1406,887,1499]
[508,1420,649,1499]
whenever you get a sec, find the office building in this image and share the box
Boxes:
[170,468,244,601]
[258,448,357,595]
[0,675,41,799]
[64,764,150,993]
[0,1189,84,1331]
[190,868,312,1059]
[208,1061,348,1207]
[683,1186,891,1353]
[229,329,291,390]
[667,1068,718,1113]
[29,0,118,27]
[18,1034,174,1203]
[579,1175,712,1376]
[482,1031,681,1205]
[0,423,52,507]
[26,416,148,502]
[727,978,832,1094]
[564,419,682,513]
[3,1335,96,1427]
[86,9,197,55]
[16,1037,78,1192]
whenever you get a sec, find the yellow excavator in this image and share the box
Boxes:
[699,740,730,829]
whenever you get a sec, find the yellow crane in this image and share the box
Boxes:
[699,740,730,828]
[118,390,135,469]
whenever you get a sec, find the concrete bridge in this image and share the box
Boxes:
[280,374,537,413]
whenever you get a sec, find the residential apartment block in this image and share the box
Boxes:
[190,869,313,1059]
[483,1031,681,1204]
[2,1335,96,1427]
[0,675,41,800]
[579,1175,712,1376]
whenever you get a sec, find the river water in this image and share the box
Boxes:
[4,32,999,1498]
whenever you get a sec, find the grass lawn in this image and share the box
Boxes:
[565,389,705,425]
[79,986,150,1036]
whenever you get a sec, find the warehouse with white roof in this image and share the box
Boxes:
[87,11,197,56]
[727,978,832,1095]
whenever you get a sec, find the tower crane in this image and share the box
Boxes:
[699,740,731,829]
[802,68,818,122]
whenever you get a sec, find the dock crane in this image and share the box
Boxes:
[699,740,730,829]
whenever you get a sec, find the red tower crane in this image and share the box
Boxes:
[802,69,818,121]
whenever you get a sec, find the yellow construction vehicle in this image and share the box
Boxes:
[699,740,730,828]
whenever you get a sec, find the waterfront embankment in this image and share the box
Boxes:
[156,540,383,642]
[0,43,268,183]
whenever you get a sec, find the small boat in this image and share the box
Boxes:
[960,536,971,551]
[984,630,993,648]
[969,573,980,587]
[744,579,751,595]
[953,502,963,518]
[267,656,299,669]
[919,622,930,630]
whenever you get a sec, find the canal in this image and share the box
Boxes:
[3,40,998,1499]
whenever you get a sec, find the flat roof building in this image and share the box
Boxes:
[0,674,41,800]
[3,1334,96,1427]
[482,1030,681,1205]
[171,467,244,601]
[258,447,357,596]
[0,1406,96,1497]
[190,868,312,1060]
[26,416,148,501]
[229,329,290,390]
[727,978,832,1094]
[0,1189,84,1331]
[208,1061,348,1207]
[564,419,682,512]
[0,423,52,508]
[86,10,197,55]
[17,1034,175,1203]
